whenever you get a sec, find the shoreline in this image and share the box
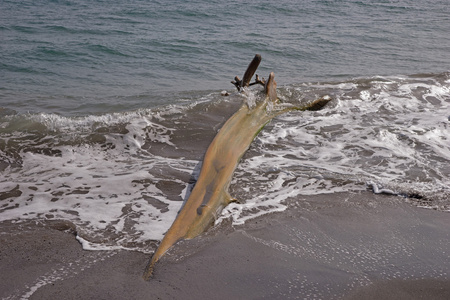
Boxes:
[1,191,449,299]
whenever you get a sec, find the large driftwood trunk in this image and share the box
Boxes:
[143,55,330,279]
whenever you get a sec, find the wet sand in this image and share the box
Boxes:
[1,191,449,299]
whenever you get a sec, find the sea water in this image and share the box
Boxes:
[1,0,449,252]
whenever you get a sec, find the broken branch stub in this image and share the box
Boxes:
[264,72,277,102]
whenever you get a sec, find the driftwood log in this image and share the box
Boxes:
[143,54,331,279]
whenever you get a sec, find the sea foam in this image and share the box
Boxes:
[1,75,449,253]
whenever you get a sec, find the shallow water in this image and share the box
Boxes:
[1,75,449,252]
[1,0,449,252]
[2,0,450,115]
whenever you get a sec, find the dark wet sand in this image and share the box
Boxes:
[1,192,449,299]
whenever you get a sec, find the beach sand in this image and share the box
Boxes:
[1,191,449,299]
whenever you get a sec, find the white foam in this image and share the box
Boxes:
[217,75,450,224]
[0,109,193,252]
[1,75,449,253]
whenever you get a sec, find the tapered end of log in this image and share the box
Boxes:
[143,260,156,280]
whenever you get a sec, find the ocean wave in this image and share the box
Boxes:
[1,74,449,253]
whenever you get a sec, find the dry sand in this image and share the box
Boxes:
[1,191,449,299]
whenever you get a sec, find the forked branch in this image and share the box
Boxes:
[231,54,262,91]
[249,74,266,87]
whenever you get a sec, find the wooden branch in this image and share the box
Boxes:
[230,54,275,101]
[249,74,265,87]
[241,54,261,88]
[231,54,262,91]
[143,55,332,279]
[231,76,241,90]
[143,91,280,279]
